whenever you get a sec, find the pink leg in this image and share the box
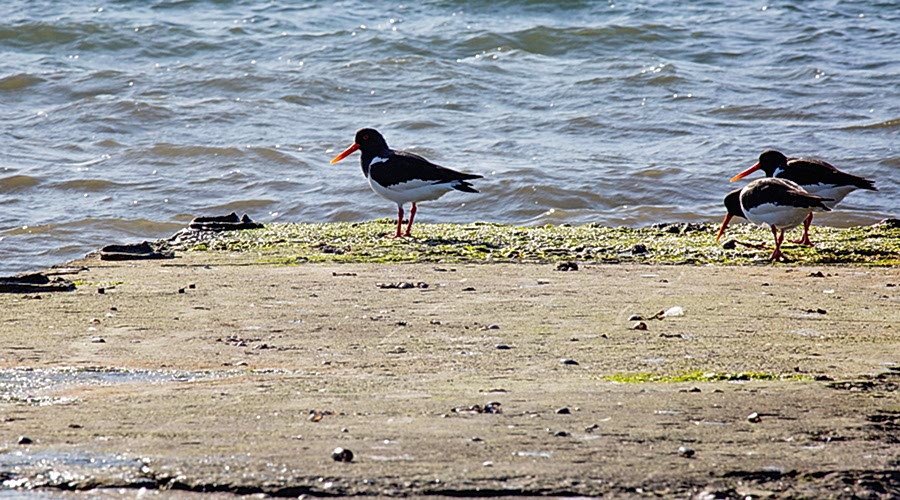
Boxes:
[392,205,404,238]
[770,226,787,262]
[403,203,417,237]
[790,213,814,246]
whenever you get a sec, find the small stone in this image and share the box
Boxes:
[17,436,33,445]
[631,321,648,331]
[554,430,570,437]
[555,262,578,271]
[430,320,442,325]
[97,287,105,294]
[178,288,185,294]
[721,239,737,250]
[560,358,579,365]
[584,424,600,432]
[484,324,500,330]
[188,283,196,289]
[483,402,502,413]
[555,407,571,414]
[462,287,476,292]
[90,337,105,343]
[495,344,511,350]
[471,437,483,442]
[482,460,493,467]
[747,412,762,423]
[628,314,644,321]
[808,271,825,278]
[677,446,695,458]
[331,447,353,462]
[341,428,349,433]
[631,243,648,255]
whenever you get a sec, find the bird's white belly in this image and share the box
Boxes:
[801,184,856,208]
[368,176,453,205]
[743,202,812,231]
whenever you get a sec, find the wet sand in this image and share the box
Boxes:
[1,251,899,498]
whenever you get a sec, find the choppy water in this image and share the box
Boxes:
[2,0,897,274]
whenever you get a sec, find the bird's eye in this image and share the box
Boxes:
[362,134,369,140]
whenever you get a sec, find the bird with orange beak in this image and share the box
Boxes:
[730,150,876,246]
[718,178,832,262]
[330,128,483,238]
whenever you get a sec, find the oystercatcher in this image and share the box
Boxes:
[330,128,483,238]
[717,178,833,262]
[730,150,877,246]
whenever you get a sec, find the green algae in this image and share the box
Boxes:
[601,370,814,384]
[72,280,127,287]
[176,219,900,266]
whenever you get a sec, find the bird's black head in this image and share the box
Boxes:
[330,127,390,165]
[353,128,389,153]
[716,187,746,243]
[756,150,788,176]
[723,188,745,218]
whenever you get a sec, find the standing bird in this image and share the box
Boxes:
[717,178,833,262]
[330,128,483,238]
[730,150,877,246]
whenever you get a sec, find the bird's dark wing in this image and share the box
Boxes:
[786,158,877,191]
[371,150,483,188]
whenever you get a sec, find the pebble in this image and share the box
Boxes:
[560,358,579,365]
[747,412,762,423]
[554,430,570,437]
[628,314,644,321]
[482,461,493,467]
[90,337,106,343]
[677,446,695,458]
[484,324,500,330]
[495,344,511,350]
[555,261,578,271]
[555,407,571,414]
[17,436,33,445]
[331,447,354,462]
[631,321,648,331]
[584,424,600,432]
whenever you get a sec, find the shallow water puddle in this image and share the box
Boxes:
[0,367,234,406]
[0,449,153,491]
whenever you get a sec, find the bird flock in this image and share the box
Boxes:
[332,128,876,262]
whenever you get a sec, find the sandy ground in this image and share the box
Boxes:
[1,252,899,498]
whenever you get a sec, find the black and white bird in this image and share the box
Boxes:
[330,128,483,238]
[730,150,877,246]
[717,178,833,262]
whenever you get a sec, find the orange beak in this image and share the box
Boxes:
[716,213,734,243]
[729,162,760,183]
[330,143,359,164]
